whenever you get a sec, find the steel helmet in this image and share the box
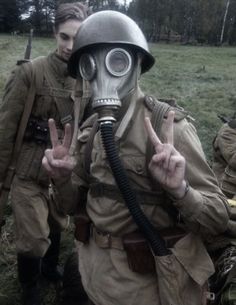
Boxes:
[68,10,155,78]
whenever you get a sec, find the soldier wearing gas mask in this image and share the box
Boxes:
[42,11,229,305]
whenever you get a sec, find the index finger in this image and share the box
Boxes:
[163,110,175,145]
[144,117,162,151]
[48,118,59,148]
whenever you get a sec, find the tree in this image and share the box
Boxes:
[220,0,231,44]
[87,0,120,11]
[0,0,21,32]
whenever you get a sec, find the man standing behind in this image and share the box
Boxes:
[0,3,89,305]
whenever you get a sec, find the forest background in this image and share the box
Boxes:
[1,0,236,46]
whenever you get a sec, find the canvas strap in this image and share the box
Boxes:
[42,60,74,126]
[1,60,40,191]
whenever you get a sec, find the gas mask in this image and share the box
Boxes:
[78,46,141,122]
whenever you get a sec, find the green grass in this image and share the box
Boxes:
[0,35,55,91]
[0,35,236,304]
[141,43,236,161]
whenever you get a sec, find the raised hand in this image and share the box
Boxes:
[145,111,187,199]
[42,118,76,179]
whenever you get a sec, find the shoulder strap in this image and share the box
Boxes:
[11,62,38,165]
[42,59,74,126]
[69,80,91,156]
[145,95,189,167]
[82,114,99,177]
[2,61,37,191]
[84,120,99,176]
[30,56,46,91]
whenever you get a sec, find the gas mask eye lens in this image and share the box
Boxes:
[79,53,96,81]
[105,48,132,77]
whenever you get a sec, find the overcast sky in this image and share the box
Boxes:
[117,0,132,4]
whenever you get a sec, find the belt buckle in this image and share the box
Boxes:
[107,233,112,248]
[94,226,110,249]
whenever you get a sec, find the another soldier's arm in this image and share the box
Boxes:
[0,65,30,182]
[173,121,230,235]
[217,124,236,169]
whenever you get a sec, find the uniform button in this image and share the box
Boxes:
[136,164,143,174]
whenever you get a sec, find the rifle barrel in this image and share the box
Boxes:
[24,28,34,60]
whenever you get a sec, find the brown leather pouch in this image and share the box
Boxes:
[123,231,155,274]
[74,213,91,243]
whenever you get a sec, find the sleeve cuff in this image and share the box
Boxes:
[172,186,204,218]
[50,176,71,187]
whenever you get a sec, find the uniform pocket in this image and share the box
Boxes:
[122,155,149,186]
[16,142,45,181]
[155,233,214,305]
[221,166,236,194]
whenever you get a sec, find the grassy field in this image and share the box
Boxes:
[0,34,236,304]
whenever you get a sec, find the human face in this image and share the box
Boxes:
[55,19,82,61]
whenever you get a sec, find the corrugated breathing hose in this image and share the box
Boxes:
[100,120,171,256]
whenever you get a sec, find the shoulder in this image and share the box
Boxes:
[4,61,31,90]
[14,56,46,81]
[218,123,236,138]
[145,95,189,122]
[80,113,98,131]
[228,119,236,129]
[145,96,191,128]
[30,56,47,72]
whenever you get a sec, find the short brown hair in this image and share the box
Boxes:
[54,2,88,32]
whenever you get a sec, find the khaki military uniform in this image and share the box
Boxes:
[0,52,89,257]
[54,87,229,305]
[212,122,236,197]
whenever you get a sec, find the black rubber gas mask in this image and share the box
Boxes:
[78,46,140,122]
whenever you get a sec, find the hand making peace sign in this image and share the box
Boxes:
[144,111,187,199]
[42,119,76,179]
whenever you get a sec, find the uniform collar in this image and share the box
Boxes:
[115,86,145,140]
[47,51,70,79]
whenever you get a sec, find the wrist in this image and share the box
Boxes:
[168,180,189,200]
[50,175,71,187]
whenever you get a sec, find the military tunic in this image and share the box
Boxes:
[0,52,84,257]
[212,122,236,197]
[54,87,229,305]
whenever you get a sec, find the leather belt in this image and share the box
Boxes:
[91,225,124,250]
[90,225,186,251]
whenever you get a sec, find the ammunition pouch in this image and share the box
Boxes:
[74,213,91,244]
[123,228,186,274]
[24,116,50,144]
[123,231,155,274]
